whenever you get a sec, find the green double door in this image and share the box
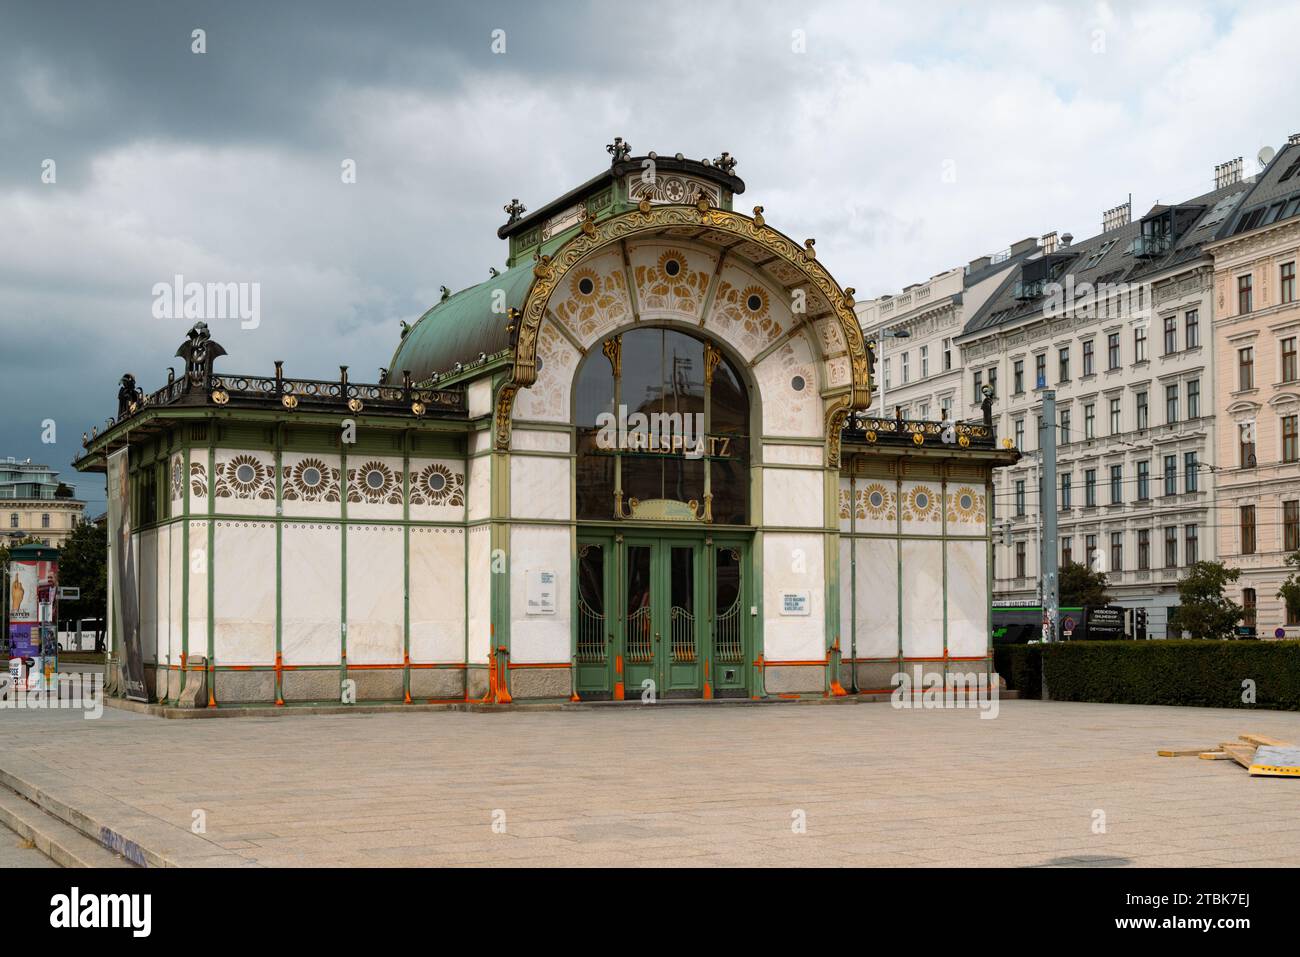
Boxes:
[576,532,750,700]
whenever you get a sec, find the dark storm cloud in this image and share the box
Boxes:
[0,1,1292,506]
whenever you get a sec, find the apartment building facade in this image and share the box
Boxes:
[1208,135,1300,636]
[957,169,1252,635]
[855,238,1039,421]
[1,458,86,548]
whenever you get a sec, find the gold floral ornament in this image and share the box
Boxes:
[215,453,275,500]
[211,389,229,405]
[283,457,340,503]
[349,460,402,505]
[281,394,298,410]
[409,463,465,508]
[902,485,940,523]
[947,486,984,524]
[858,482,895,522]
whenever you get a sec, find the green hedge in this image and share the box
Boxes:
[996,640,1300,710]
[994,644,1042,700]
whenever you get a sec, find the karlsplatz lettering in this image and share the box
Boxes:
[594,406,735,459]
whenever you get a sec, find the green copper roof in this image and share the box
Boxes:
[385,148,745,386]
[386,260,535,385]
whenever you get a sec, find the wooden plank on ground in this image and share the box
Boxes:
[1158,748,1211,757]
[1239,733,1293,748]
[1199,751,1233,760]
[1218,743,1256,769]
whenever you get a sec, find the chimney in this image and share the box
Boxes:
[1215,157,1243,189]
[1061,232,1073,247]
[1010,237,1039,256]
[1289,133,1300,146]
[967,255,992,273]
[1102,202,1131,233]
[1041,231,1059,254]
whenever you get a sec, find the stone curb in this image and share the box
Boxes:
[106,689,1016,719]
[0,787,133,868]
[0,759,259,869]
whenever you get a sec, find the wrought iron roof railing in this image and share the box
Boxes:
[84,365,466,449]
[842,413,998,451]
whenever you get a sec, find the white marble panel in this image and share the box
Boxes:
[467,378,494,418]
[838,537,852,651]
[761,532,825,662]
[511,429,571,454]
[511,456,571,521]
[754,334,821,438]
[854,538,899,659]
[407,457,466,522]
[281,452,343,520]
[763,443,824,466]
[467,455,491,522]
[947,539,989,658]
[900,539,944,658]
[345,455,405,521]
[188,455,209,515]
[945,482,988,536]
[169,523,183,660]
[281,523,341,665]
[847,478,897,535]
[212,450,277,517]
[899,479,943,536]
[549,247,634,348]
[345,524,404,664]
[169,453,184,510]
[513,320,582,422]
[762,468,824,528]
[139,528,157,663]
[410,527,466,663]
[705,260,795,361]
[153,526,172,663]
[509,524,571,664]
[187,521,209,656]
[213,520,276,665]
[627,241,718,326]
[466,525,492,663]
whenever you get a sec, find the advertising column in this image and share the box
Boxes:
[7,545,59,690]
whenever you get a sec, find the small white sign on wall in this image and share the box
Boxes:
[526,569,557,615]
[780,591,810,616]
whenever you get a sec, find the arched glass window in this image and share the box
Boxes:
[574,327,749,523]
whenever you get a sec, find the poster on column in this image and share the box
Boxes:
[9,557,54,658]
[109,447,148,701]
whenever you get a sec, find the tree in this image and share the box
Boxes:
[1059,560,1111,608]
[1168,561,1243,640]
[57,521,108,652]
[1277,551,1300,626]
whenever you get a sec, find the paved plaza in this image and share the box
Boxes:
[1,700,1298,867]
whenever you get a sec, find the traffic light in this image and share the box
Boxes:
[1135,607,1148,639]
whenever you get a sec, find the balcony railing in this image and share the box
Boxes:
[1133,233,1172,259]
[83,364,466,449]
[843,414,997,450]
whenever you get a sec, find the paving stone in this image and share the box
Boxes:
[0,701,1296,867]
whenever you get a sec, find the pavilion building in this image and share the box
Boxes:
[74,145,1017,706]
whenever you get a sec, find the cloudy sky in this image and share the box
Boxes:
[2,0,1297,509]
